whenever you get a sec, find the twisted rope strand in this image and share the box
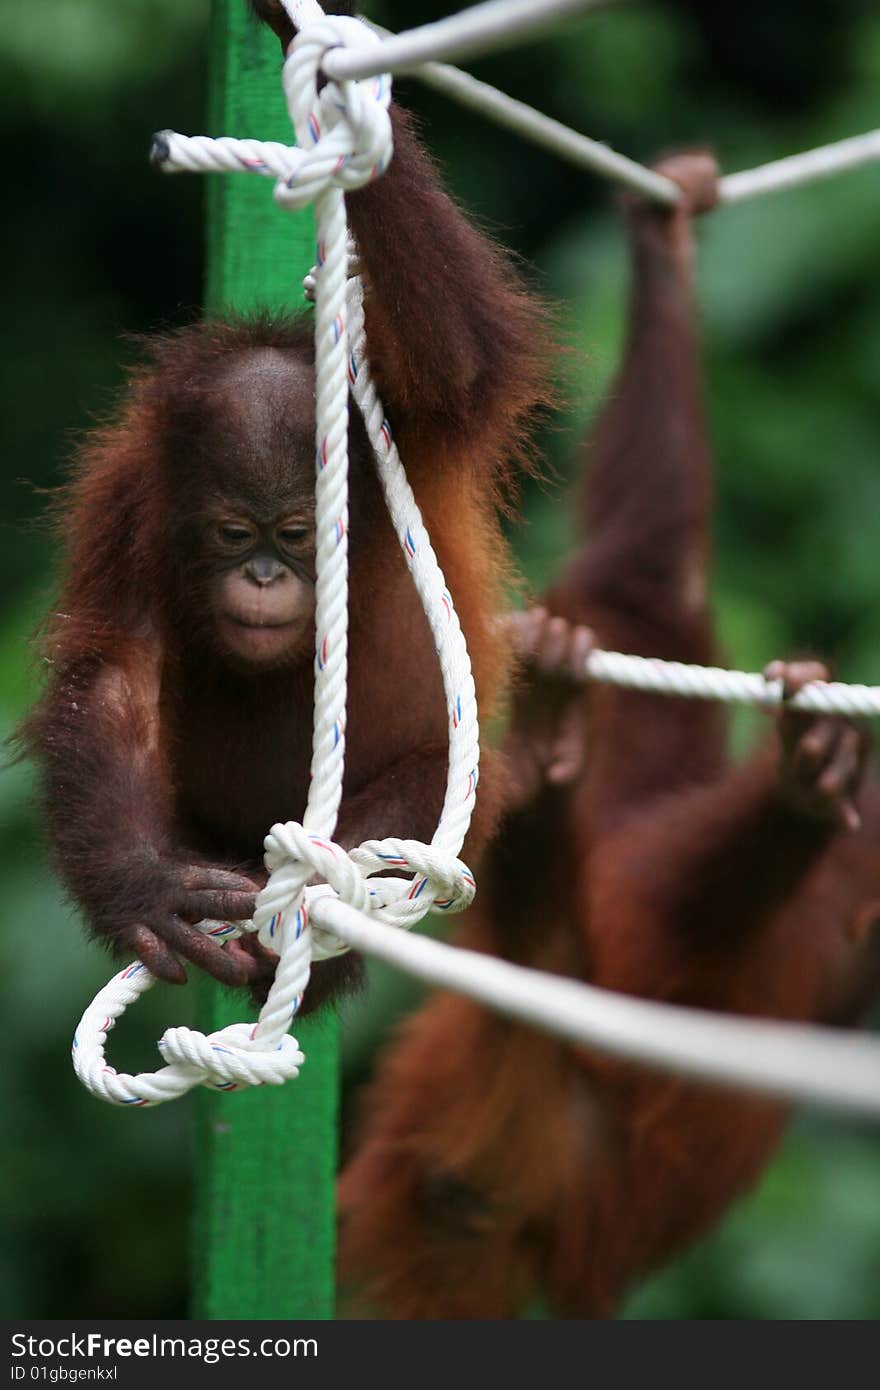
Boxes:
[584,650,880,717]
[344,280,480,862]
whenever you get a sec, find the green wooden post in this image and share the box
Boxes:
[191,0,338,1321]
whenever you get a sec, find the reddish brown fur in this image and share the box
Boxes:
[338,158,880,1317]
[20,67,553,1009]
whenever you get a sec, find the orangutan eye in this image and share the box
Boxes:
[277,524,312,551]
[216,522,255,551]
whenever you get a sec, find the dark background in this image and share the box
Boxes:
[2,0,879,1319]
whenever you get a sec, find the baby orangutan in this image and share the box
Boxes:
[20,35,551,1014]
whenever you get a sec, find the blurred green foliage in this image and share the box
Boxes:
[2,0,879,1320]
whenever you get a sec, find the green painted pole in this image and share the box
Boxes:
[191,0,338,1321]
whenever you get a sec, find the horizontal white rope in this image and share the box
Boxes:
[316,0,616,81]
[584,649,880,717]
[316,895,880,1118]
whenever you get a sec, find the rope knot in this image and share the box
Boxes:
[253,823,477,959]
[275,16,393,211]
[353,839,477,926]
[255,821,372,959]
[158,1022,304,1091]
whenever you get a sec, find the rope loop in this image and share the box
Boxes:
[71,961,305,1106]
[275,16,392,211]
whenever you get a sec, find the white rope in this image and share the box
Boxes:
[75,5,477,1107]
[316,0,619,82]
[72,961,306,1106]
[583,650,880,718]
[719,130,880,205]
[309,895,880,1118]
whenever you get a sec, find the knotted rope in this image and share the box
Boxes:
[74,2,478,1107]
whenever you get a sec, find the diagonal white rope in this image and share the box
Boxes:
[719,130,880,205]
[362,19,880,207]
[365,18,680,204]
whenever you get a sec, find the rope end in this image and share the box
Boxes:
[149,131,174,171]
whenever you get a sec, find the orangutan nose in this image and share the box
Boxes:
[245,555,288,586]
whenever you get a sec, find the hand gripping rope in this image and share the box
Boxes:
[72,3,479,1107]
